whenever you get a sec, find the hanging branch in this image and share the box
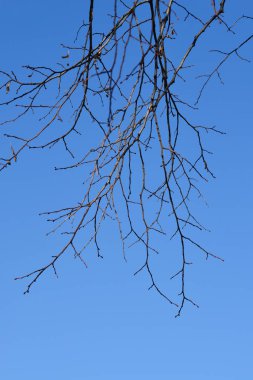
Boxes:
[1,0,252,315]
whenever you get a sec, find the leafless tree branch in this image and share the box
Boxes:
[1,0,252,315]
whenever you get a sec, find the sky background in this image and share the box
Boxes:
[0,1,253,379]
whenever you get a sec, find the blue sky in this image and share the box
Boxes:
[0,1,253,379]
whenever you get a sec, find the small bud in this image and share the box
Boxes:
[11,145,17,162]
[6,82,10,94]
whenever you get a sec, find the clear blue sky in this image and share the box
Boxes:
[0,1,253,379]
